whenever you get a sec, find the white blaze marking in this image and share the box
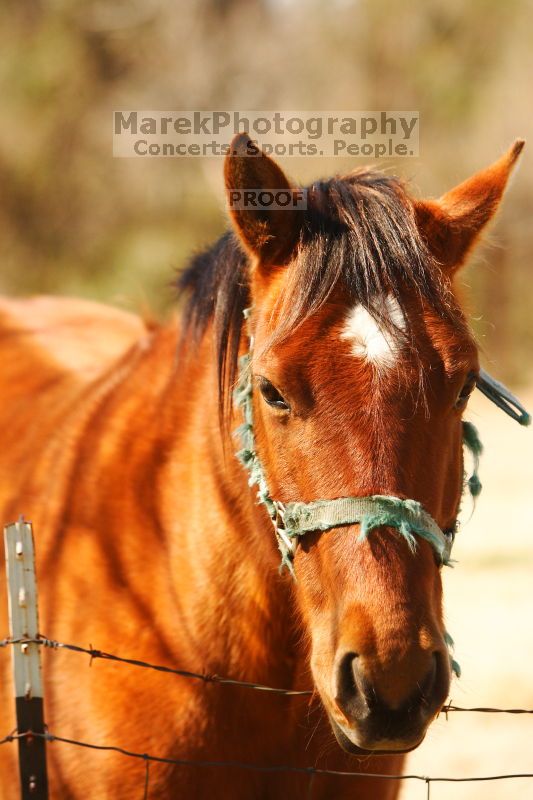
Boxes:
[340,296,406,368]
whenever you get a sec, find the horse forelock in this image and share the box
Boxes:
[176,168,467,421]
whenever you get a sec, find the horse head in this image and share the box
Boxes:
[223,135,523,755]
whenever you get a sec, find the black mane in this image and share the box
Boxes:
[176,169,458,415]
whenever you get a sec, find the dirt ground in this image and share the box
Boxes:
[401,387,533,800]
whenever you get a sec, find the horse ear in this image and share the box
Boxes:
[224,133,302,266]
[414,139,525,273]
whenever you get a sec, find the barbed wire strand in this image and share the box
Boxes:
[0,636,311,696]
[5,731,533,783]
[1,636,533,715]
[443,703,533,715]
[2,730,533,786]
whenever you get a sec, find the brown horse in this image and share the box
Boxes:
[0,135,523,799]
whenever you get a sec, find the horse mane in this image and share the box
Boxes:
[176,169,460,418]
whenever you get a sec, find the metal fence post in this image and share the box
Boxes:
[4,518,49,800]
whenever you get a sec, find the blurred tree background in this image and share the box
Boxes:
[0,0,531,380]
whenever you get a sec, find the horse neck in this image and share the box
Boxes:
[156,324,301,687]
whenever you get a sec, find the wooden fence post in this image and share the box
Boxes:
[4,518,49,800]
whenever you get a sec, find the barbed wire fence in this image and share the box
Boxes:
[2,520,533,799]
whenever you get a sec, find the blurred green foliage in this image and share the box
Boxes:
[0,0,532,380]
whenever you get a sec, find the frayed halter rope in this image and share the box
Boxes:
[234,307,530,677]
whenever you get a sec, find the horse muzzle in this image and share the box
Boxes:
[325,646,450,754]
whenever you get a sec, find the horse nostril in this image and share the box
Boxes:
[335,651,356,707]
[419,653,438,705]
[334,651,371,718]
[412,651,449,714]
[427,650,449,708]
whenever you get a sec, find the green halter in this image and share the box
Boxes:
[234,309,482,578]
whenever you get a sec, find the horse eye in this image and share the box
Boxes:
[455,372,477,409]
[258,377,290,411]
